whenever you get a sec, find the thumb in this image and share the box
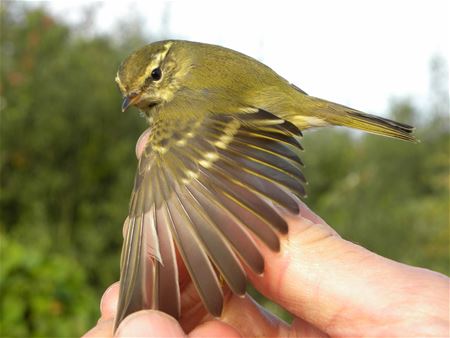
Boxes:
[115,310,185,337]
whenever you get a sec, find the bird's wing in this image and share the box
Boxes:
[115,109,306,330]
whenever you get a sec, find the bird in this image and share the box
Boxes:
[113,39,416,330]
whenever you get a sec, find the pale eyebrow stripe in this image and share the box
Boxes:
[115,72,126,93]
[135,42,174,87]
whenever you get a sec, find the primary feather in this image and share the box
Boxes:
[114,110,306,330]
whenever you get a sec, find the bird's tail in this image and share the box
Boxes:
[285,96,417,142]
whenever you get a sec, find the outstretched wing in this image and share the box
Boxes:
[114,110,306,330]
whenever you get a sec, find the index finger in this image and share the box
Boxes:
[247,203,449,336]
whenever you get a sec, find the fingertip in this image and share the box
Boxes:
[189,320,241,338]
[100,282,120,320]
[297,200,328,226]
[135,128,151,159]
[115,310,185,337]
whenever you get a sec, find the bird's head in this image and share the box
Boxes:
[115,41,191,114]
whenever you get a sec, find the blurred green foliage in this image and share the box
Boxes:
[0,4,448,337]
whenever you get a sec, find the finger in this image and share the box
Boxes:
[135,128,151,159]
[178,280,287,337]
[297,200,332,230]
[221,293,288,337]
[97,274,326,337]
[246,211,369,331]
[290,317,329,337]
[275,200,337,236]
[247,208,449,336]
[100,282,120,321]
[189,320,241,338]
[115,310,186,338]
[82,319,113,338]
[179,278,328,338]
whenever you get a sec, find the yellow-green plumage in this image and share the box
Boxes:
[114,40,416,331]
[118,40,415,140]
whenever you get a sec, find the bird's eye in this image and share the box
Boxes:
[150,68,162,81]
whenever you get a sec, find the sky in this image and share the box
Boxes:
[36,0,449,117]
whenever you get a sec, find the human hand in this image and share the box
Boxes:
[83,128,449,337]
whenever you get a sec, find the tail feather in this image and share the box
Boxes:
[342,109,417,142]
[285,96,417,142]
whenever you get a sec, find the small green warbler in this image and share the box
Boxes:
[114,40,415,330]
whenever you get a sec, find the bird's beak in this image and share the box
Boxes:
[122,93,142,112]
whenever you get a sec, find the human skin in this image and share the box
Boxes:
[83,129,449,338]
